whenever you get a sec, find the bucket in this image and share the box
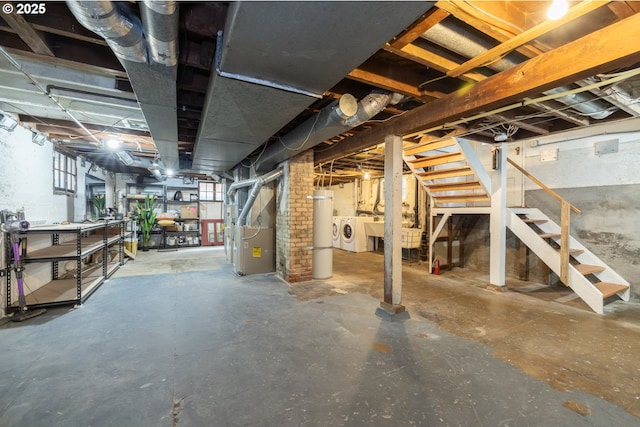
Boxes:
[124,240,138,255]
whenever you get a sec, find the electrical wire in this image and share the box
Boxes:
[240,139,270,169]
[0,46,102,146]
[278,112,322,151]
[412,66,640,139]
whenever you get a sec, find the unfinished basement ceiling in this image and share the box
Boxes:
[1,1,639,180]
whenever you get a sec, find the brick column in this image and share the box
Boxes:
[276,150,314,282]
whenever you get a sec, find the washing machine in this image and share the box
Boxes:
[342,217,375,253]
[332,216,344,249]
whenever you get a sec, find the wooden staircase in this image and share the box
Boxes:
[402,137,631,314]
[508,207,630,313]
[404,137,490,207]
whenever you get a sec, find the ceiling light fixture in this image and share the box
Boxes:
[547,0,568,20]
[0,111,18,131]
[106,138,121,150]
[115,150,135,166]
[32,131,47,146]
[364,171,371,180]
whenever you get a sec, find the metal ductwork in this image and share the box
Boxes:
[227,168,284,226]
[192,1,434,174]
[66,1,147,64]
[422,21,615,120]
[140,1,178,67]
[254,91,404,172]
[67,0,180,171]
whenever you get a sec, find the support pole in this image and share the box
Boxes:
[489,143,507,289]
[378,134,407,318]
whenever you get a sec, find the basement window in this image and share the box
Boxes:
[53,150,77,194]
[199,181,223,202]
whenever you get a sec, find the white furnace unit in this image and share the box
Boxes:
[233,226,275,276]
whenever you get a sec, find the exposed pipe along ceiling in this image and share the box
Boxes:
[1,1,640,182]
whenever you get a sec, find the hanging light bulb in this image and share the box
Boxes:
[364,171,370,180]
[547,0,568,20]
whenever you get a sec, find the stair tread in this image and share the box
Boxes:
[426,181,483,192]
[409,152,465,169]
[408,151,461,163]
[575,263,606,275]
[418,166,474,180]
[433,194,490,202]
[553,247,584,255]
[539,233,560,239]
[595,282,629,299]
[404,139,457,156]
[523,218,548,224]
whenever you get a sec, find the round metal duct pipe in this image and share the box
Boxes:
[422,21,614,120]
[66,1,147,64]
[254,92,402,172]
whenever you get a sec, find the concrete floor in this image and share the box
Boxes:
[1,246,639,426]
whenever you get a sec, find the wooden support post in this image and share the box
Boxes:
[447,218,453,270]
[382,134,405,310]
[489,143,507,289]
[560,201,571,285]
[519,241,530,281]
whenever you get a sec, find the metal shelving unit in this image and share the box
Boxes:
[165,186,200,248]
[3,221,124,312]
[125,184,201,249]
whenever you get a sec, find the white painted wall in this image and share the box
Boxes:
[521,122,640,189]
[328,174,422,227]
[329,181,356,216]
[0,125,116,223]
[0,125,116,317]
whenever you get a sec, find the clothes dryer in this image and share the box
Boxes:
[332,216,344,249]
[342,217,375,252]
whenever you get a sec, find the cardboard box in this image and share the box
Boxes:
[180,206,198,218]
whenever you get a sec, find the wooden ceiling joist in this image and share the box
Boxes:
[390,7,450,49]
[435,0,545,58]
[316,13,640,164]
[447,0,611,78]
[2,12,54,56]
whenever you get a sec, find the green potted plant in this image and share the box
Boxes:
[134,194,158,251]
[92,194,106,218]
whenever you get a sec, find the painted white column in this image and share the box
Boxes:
[489,143,507,287]
[384,134,403,305]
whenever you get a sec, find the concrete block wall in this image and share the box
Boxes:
[276,150,314,282]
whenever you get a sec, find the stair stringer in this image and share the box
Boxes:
[511,208,630,301]
[456,138,492,194]
[403,138,490,209]
[507,209,606,313]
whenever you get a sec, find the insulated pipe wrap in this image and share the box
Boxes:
[422,22,614,120]
[254,92,399,172]
[66,1,147,63]
[141,1,179,66]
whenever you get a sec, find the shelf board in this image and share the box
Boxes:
[107,235,122,245]
[165,231,200,235]
[106,262,120,278]
[25,240,105,261]
[17,274,102,307]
